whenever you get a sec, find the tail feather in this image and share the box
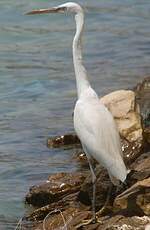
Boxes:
[109,167,130,186]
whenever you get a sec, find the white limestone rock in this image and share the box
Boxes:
[100,90,143,143]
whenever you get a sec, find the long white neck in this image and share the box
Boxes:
[73,11,90,98]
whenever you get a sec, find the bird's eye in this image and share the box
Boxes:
[58,7,67,13]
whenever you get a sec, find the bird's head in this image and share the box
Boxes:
[26,2,83,15]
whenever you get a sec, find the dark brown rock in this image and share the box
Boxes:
[47,133,80,148]
[134,77,150,151]
[131,152,150,170]
[125,152,150,189]
[73,150,97,169]
[24,148,150,228]
[32,207,92,230]
[120,137,143,166]
[25,192,87,221]
[113,151,150,217]
[78,165,115,210]
[26,212,150,230]
[25,172,86,207]
[144,127,150,147]
[134,76,150,127]
[78,152,150,212]
[114,177,150,216]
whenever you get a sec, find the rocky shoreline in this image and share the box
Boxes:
[22,77,150,230]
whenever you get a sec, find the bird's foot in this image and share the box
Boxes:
[96,183,113,218]
[76,217,102,228]
[96,205,107,217]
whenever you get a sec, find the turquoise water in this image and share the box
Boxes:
[0,0,150,228]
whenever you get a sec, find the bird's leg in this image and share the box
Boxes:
[78,153,98,227]
[76,179,113,228]
[87,154,96,222]
[96,183,113,217]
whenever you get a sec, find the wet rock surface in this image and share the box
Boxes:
[47,133,80,148]
[120,137,143,165]
[23,78,150,230]
[25,172,86,207]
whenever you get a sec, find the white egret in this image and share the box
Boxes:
[27,2,128,223]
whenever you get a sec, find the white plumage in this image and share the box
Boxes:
[74,86,127,184]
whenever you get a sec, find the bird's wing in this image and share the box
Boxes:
[74,97,127,181]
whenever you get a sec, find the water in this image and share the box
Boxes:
[0,0,150,228]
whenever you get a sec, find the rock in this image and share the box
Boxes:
[120,137,143,165]
[73,150,97,168]
[78,151,150,212]
[134,76,150,126]
[26,192,86,221]
[134,77,150,148]
[47,134,80,148]
[114,151,150,217]
[24,146,150,228]
[96,215,150,230]
[25,172,86,207]
[31,207,92,230]
[26,212,150,230]
[130,152,150,180]
[78,164,115,210]
[114,177,150,216]
[100,90,143,143]
[144,127,150,146]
